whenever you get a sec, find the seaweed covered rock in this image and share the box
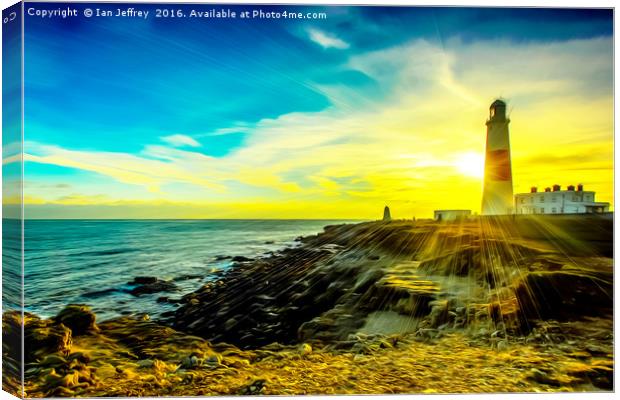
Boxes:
[515,271,613,321]
[54,304,99,336]
[129,278,179,296]
[1,311,73,363]
[3,311,26,395]
[172,245,347,348]
[26,315,73,362]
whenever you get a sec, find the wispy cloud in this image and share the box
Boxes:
[24,37,613,218]
[161,134,201,148]
[308,28,350,49]
[24,142,226,193]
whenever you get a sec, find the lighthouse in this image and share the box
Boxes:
[481,99,514,215]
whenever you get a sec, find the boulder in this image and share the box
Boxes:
[7,312,73,362]
[54,304,99,336]
[515,271,612,321]
[130,276,158,284]
[231,256,253,262]
[129,279,178,296]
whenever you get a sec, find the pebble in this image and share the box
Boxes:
[179,355,203,369]
[527,368,560,386]
[205,354,222,365]
[137,359,155,368]
[39,354,67,367]
[299,343,312,356]
[417,328,439,339]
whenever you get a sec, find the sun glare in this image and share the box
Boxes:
[454,152,485,179]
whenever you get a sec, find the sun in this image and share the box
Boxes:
[454,152,485,179]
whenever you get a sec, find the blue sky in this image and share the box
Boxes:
[18,4,614,218]
[24,5,612,155]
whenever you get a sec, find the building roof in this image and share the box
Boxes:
[515,190,595,196]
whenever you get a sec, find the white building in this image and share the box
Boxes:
[514,184,609,215]
[434,209,472,221]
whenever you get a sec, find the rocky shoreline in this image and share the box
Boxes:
[3,216,614,396]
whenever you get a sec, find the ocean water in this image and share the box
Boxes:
[22,219,354,321]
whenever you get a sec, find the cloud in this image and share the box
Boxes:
[24,37,613,217]
[308,28,350,49]
[161,134,201,148]
[24,142,226,193]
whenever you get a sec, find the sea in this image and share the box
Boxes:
[15,219,357,321]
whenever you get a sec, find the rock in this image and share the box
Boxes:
[567,351,591,360]
[527,368,560,387]
[585,344,609,357]
[67,352,90,364]
[515,271,612,321]
[16,314,73,362]
[299,343,312,356]
[137,359,155,368]
[232,256,253,262]
[225,358,250,368]
[437,323,450,331]
[131,276,158,284]
[453,318,465,329]
[224,318,238,331]
[238,379,267,395]
[416,328,439,340]
[172,274,203,282]
[129,279,178,296]
[54,304,98,336]
[214,255,232,261]
[179,355,203,370]
[496,340,508,351]
[429,302,450,327]
[39,354,68,367]
[588,365,613,390]
[205,354,222,365]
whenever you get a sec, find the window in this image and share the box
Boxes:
[520,198,525,204]
[551,207,557,213]
[540,208,545,214]
[539,196,545,203]
[552,196,557,203]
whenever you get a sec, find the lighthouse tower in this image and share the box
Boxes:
[481,99,514,215]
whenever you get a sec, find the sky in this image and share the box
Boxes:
[10,4,614,219]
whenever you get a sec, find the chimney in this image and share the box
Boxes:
[552,184,561,192]
[567,185,575,191]
[544,187,551,192]
[530,186,538,193]
[577,184,584,192]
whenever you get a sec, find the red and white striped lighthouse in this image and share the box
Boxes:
[481,99,514,215]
